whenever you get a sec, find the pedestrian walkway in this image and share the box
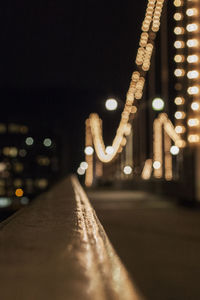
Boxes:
[88,189,200,300]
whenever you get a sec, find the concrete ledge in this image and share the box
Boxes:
[0,176,143,300]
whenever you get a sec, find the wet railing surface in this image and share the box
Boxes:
[0,176,143,300]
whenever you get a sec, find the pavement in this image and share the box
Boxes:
[88,189,200,300]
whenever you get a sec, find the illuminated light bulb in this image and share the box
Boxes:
[191,102,200,111]
[123,165,133,175]
[170,145,180,155]
[43,138,52,147]
[186,8,198,16]
[173,13,182,21]
[187,39,198,48]
[186,23,198,32]
[131,106,137,114]
[84,146,94,155]
[174,41,184,49]
[188,134,200,143]
[105,98,118,111]
[174,54,184,63]
[153,161,161,170]
[105,146,114,155]
[188,118,199,127]
[174,27,184,35]
[187,86,199,95]
[152,98,165,111]
[25,137,34,146]
[174,97,185,105]
[15,188,24,197]
[80,161,88,170]
[175,111,186,119]
[77,167,85,175]
[187,70,199,79]
[175,140,186,148]
[187,55,198,63]
[175,125,186,134]
[174,0,182,7]
[174,69,184,77]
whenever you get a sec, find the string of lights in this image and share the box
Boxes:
[85,0,165,173]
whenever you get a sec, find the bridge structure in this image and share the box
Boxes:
[2,1,200,300]
[82,0,200,202]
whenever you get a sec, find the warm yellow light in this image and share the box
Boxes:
[174,0,182,7]
[188,118,199,127]
[174,41,185,49]
[188,134,200,143]
[175,125,186,134]
[175,140,186,148]
[191,102,200,111]
[153,161,161,170]
[84,146,94,155]
[174,69,184,77]
[174,97,185,105]
[187,55,198,63]
[123,165,133,175]
[173,13,182,21]
[186,23,198,32]
[187,39,198,48]
[80,161,88,170]
[141,159,152,180]
[175,111,186,119]
[174,27,184,35]
[187,86,199,95]
[186,8,198,16]
[15,188,24,197]
[170,145,180,155]
[105,98,118,111]
[174,54,184,63]
[187,70,199,79]
[105,146,114,155]
[131,106,137,114]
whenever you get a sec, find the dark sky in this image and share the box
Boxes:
[0,0,146,169]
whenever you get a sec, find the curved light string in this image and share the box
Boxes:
[86,0,166,165]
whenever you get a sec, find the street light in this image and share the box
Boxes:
[105,98,118,111]
[152,98,165,111]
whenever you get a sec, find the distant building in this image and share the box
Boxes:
[0,122,62,209]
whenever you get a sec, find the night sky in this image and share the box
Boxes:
[0,0,146,171]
